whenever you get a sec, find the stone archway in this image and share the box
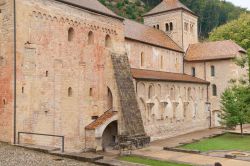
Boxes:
[102,121,118,148]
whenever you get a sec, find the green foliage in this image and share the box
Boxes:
[99,0,248,38]
[179,0,248,39]
[209,14,250,50]
[120,156,191,166]
[180,133,250,152]
[220,86,250,133]
[209,14,250,81]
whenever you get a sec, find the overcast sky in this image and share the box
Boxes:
[226,0,250,10]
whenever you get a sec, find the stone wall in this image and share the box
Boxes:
[184,57,248,127]
[125,39,183,73]
[135,80,210,140]
[0,0,14,143]
[143,10,198,51]
[14,0,125,151]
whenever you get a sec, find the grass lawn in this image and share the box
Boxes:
[180,133,250,152]
[119,156,192,166]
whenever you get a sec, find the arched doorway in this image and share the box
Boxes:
[102,121,118,148]
[107,87,113,110]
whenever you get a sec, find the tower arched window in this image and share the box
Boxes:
[68,27,74,42]
[212,84,217,96]
[170,22,173,31]
[165,23,169,31]
[105,35,112,48]
[156,24,159,29]
[88,31,94,45]
[68,87,73,97]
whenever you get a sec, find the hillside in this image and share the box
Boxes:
[98,0,248,38]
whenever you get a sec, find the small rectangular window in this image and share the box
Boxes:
[211,66,215,77]
[192,67,196,77]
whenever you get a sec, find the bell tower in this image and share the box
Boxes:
[143,0,198,51]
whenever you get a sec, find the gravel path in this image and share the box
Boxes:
[0,142,97,166]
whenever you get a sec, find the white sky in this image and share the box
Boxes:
[225,0,250,10]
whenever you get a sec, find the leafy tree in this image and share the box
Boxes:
[209,14,250,82]
[220,86,250,135]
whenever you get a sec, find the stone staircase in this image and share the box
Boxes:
[111,53,150,147]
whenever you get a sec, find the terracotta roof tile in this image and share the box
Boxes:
[131,68,209,84]
[144,0,194,16]
[124,19,183,52]
[185,40,246,62]
[85,111,117,130]
[55,0,121,19]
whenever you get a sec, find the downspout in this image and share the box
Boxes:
[205,62,212,128]
[13,0,17,144]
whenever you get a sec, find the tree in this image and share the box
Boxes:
[220,86,250,135]
[209,14,250,82]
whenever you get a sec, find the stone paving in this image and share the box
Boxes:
[0,142,96,166]
[133,126,250,166]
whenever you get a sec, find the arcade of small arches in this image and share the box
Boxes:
[136,81,208,125]
[153,22,174,32]
[67,27,112,47]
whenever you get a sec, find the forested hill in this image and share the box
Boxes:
[98,0,248,38]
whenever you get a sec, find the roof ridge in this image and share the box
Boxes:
[144,0,194,17]
[124,19,183,52]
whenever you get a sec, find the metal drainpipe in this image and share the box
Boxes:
[13,0,17,144]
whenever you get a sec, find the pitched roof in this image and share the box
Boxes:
[131,68,209,84]
[144,0,194,17]
[85,111,117,130]
[124,19,183,53]
[185,40,246,62]
[55,0,122,20]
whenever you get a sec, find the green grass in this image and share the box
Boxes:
[180,133,250,152]
[119,156,191,166]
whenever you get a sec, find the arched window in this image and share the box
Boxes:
[148,85,155,99]
[3,99,6,105]
[160,55,163,69]
[46,71,48,77]
[89,88,93,96]
[153,25,156,28]
[68,87,73,97]
[165,23,169,31]
[22,87,24,94]
[107,87,113,109]
[68,27,74,42]
[187,87,192,101]
[212,84,217,96]
[191,67,196,77]
[105,35,112,48]
[156,24,159,29]
[211,65,215,77]
[141,52,145,67]
[88,31,94,45]
[170,22,173,31]
[190,24,194,33]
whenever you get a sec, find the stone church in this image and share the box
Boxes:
[0,0,247,151]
